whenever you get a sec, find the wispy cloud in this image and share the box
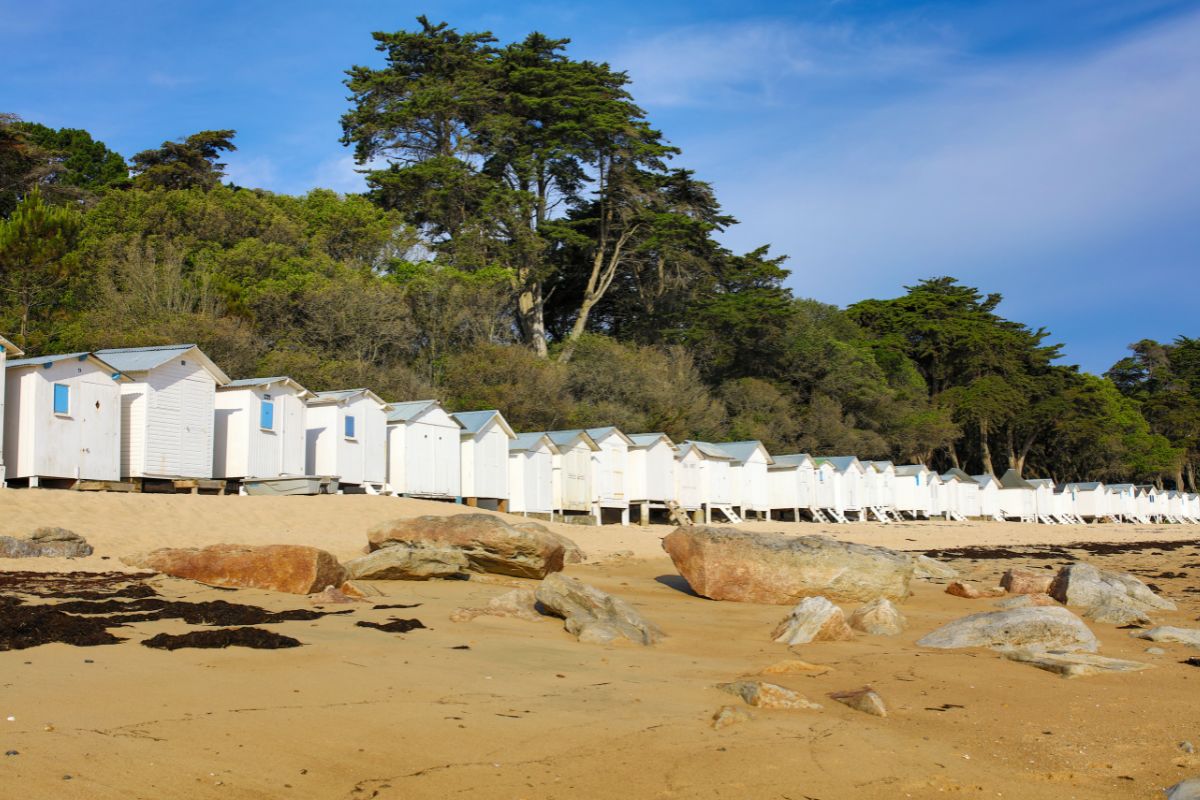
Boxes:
[224,155,278,190]
[312,153,369,194]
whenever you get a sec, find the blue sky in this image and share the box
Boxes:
[3,0,1198,372]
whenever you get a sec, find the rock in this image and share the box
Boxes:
[1000,567,1054,595]
[123,544,345,595]
[711,705,752,729]
[1167,777,1200,800]
[367,514,564,579]
[343,544,469,581]
[1049,562,1176,615]
[661,526,913,604]
[534,573,663,645]
[993,594,1059,609]
[716,680,821,710]
[757,659,832,676]
[772,596,855,645]
[1146,646,1167,655]
[1002,649,1152,678]
[946,581,1005,599]
[450,588,543,623]
[916,607,1099,653]
[511,522,586,564]
[339,580,383,598]
[829,687,887,717]
[849,598,907,636]
[912,554,959,579]
[0,527,93,559]
[1132,627,1200,649]
[1085,600,1153,627]
[308,585,364,604]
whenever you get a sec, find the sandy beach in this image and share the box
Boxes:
[2,491,1199,799]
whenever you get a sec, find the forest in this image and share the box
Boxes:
[0,17,1196,490]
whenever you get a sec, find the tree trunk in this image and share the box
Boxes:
[1173,467,1185,493]
[1004,426,1016,472]
[1186,460,1197,493]
[979,418,995,477]
[517,281,548,358]
[947,440,960,470]
[557,224,638,364]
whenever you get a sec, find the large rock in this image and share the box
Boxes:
[1168,777,1200,800]
[343,543,469,580]
[912,554,959,579]
[662,527,914,604]
[0,527,93,559]
[717,680,821,710]
[993,594,1058,610]
[1086,600,1152,627]
[828,687,887,717]
[1000,567,1054,595]
[916,607,1099,653]
[511,521,586,564]
[849,598,907,636]
[124,544,345,595]
[1049,562,1176,614]
[534,573,663,645]
[1132,626,1200,649]
[772,596,855,645]
[367,514,564,579]
[1002,649,1152,678]
[946,581,1004,599]
[450,588,543,623]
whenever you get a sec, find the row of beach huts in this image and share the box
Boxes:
[0,338,1197,526]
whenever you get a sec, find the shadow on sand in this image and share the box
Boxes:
[654,574,703,598]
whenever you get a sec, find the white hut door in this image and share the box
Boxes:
[435,429,456,495]
[280,397,304,475]
[410,429,435,495]
[679,460,700,508]
[78,382,115,479]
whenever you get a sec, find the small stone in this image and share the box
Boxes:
[1002,649,1152,678]
[829,687,887,717]
[5,750,17,756]
[848,598,907,636]
[917,607,1098,653]
[716,680,821,710]
[535,574,663,645]
[1133,626,1200,649]
[772,596,855,645]
[450,588,543,624]
[1085,600,1152,627]
[1146,647,1167,655]
[758,659,832,676]
[1180,741,1196,754]
[1167,777,1200,800]
[946,581,1004,599]
[711,705,752,729]
[912,555,959,579]
[1000,567,1054,595]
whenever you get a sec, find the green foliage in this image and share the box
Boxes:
[130,130,237,191]
[13,122,128,192]
[0,188,82,348]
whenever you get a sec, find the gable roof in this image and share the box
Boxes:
[95,344,230,385]
[385,399,460,426]
[972,473,998,488]
[627,432,676,449]
[1064,481,1104,491]
[222,376,314,399]
[543,429,600,451]
[998,468,1035,490]
[814,456,863,474]
[678,440,736,461]
[941,467,979,485]
[715,440,774,466]
[6,351,131,381]
[773,453,815,468]
[584,426,635,446]
[1026,478,1056,489]
[453,409,515,438]
[510,432,560,454]
[867,460,895,473]
[896,464,932,477]
[311,388,389,409]
[0,335,22,356]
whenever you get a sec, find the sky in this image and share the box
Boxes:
[2,0,1198,373]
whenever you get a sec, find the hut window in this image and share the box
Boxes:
[260,399,275,431]
[53,383,70,415]
[344,415,356,439]
[915,474,921,486]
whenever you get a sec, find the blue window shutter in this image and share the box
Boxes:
[260,400,274,430]
[345,415,355,438]
[53,383,70,414]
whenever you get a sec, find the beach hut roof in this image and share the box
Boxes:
[679,441,736,461]
[941,467,979,485]
[773,453,815,468]
[715,440,774,466]
[452,409,515,438]
[510,432,560,454]
[1026,478,1056,489]
[95,344,230,385]
[311,388,389,409]
[971,473,999,488]
[627,432,675,449]
[384,399,452,424]
[6,351,131,381]
[895,464,931,477]
[543,429,601,451]
[998,469,1035,490]
[222,376,314,399]
[1065,481,1104,491]
[815,456,861,474]
[0,335,22,356]
[583,426,635,445]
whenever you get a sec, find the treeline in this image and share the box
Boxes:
[0,17,1195,489]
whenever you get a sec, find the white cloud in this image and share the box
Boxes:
[223,155,278,190]
[312,153,369,194]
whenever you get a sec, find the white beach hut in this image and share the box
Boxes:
[893,465,934,519]
[863,460,899,521]
[454,409,515,511]
[997,469,1037,522]
[675,441,737,523]
[213,377,313,481]
[810,458,844,522]
[716,440,774,519]
[95,344,230,482]
[941,468,981,519]
[815,457,867,522]
[1136,485,1161,522]
[544,430,601,522]
[3,351,128,485]
[971,473,1003,520]
[306,388,390,491]
[385,399,462,500]
[1106,484,1138,521]
[1025,478,1062,523]
[1188,493,1200,522]
[0,335,23,485]
[1064,481,1107,522]
[584,427,634,525]
[768,453,817,522]
[626,433,679,525]
[508,432,558,517]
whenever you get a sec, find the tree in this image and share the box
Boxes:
[13,122,128,194]
[130,130,237,190]
[0,188,81,347]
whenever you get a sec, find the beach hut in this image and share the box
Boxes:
[863,461,899,521]
[584,427,634,525]
[971,473,1003,520]
[768,453,817,522]
[544,430,601,522]
[941,468,980,519]
[1026,478,1062,523]
[385,400,462,500]
[814,457,867,522]
[675,441,737,523]
[213,377,313,481]
[3,351,128,485]
[1188,493,1200,522]
[454,410,515,511]
[1136,485,1161,522]
[997,469,1037,522]
[1106,484,1138,522]
[716,440,774,519]
[1064,482,1107,522]
[95,344,230,482]
[508,433,558,517]
[306,389,390,492]
[808,458,844,522]
[1164,490,1188,523]
[0,335,23,485]
[626,433,679,525]
[893,465,934,519]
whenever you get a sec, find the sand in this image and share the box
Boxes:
[1,490,1199,798]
